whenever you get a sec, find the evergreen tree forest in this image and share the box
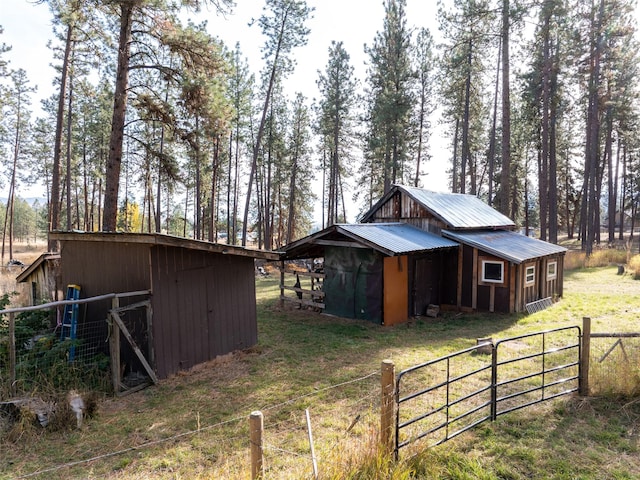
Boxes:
[1,0,640,256]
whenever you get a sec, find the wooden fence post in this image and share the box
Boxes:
[109,297,121,394]
[280,261,285,308]
[250,410,264,479]
[9,312,16,396]
[380,359,395,457]
[580,317,591,396]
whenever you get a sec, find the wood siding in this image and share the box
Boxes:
[150,246,257,379]
[57,236,260,380]
[58,241,151,366]
[367,191,447,234]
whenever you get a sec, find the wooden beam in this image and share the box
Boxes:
[110,310,159,385]
[109,297,122,393]
[279,269,325,279]
[282,285,325,298]
[315,239,369,249]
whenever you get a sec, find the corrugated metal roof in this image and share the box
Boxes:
[400,186,515,229]
[442,229,567,264]
[337,223,459,255]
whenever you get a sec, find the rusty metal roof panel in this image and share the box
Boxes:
[400,186,516,229]
[442,229,566,264]
[337,223,459,255]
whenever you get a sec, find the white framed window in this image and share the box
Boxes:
[547,261,557,280]
[482,260,504,284]
[525,265,536,285]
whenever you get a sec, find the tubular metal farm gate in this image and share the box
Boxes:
[395,326,582,457]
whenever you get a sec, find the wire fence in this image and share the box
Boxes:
[4,319,640,478]
[0,292,149,398]
[0,310,111,397]
[11,370,381,480]
[589,334,640,397]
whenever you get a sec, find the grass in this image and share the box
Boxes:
[1,255,640,478]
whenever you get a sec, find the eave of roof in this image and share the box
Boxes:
[48,231,281,261]
[16,252,60,283]
[281,223,458,259]
[336,223,458,255]
[442,229,567,264]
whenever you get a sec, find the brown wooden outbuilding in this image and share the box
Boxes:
[48,232,279,380]
[360,185,567,314]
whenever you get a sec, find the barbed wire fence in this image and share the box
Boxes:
[10,369,382,479]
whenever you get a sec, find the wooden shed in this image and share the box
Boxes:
[48,232,279,381]
[16,253,61,305]
[280,223,459,325]
[360,185,567,313]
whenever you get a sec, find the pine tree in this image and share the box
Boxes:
[1,69,35,262]
[316,41,358,226]
[241,0,312,247]
[412,27,435,187]
[363,0,414,200]
[102,0,233,232]
[438,0,495,196]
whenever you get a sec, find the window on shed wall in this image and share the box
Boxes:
[547,261,557,280]
[482,260,504,283]
[525,265,535,285]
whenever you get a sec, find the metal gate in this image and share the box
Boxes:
[395,326,581,457]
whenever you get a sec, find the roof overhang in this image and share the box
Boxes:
[48,231,281,261]
[281,223,459,260]
[442,229,567,264]
[16,252,60,283]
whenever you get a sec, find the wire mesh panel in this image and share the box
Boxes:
[0,309,111,396]
[589,334,640,397]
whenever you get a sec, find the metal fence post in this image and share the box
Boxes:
[580,317,591,396]
[381,359,395,457]
[9,312,16,396]
[490,342,498,421]
[250,410,264,479]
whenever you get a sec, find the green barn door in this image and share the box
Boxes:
[323,246,383,324]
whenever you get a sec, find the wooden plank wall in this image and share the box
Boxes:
[59,240,151,366]
[150,246,257,379]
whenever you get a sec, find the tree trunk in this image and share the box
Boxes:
[241,8,289,247]
[487,38,501,206]
[49,22,73,248]
[460,39,472,195]
[539,13,550,242]
[499,0,511,217]
[103,2,135,231]
[66,56,74,231]
[548,33,559,244]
